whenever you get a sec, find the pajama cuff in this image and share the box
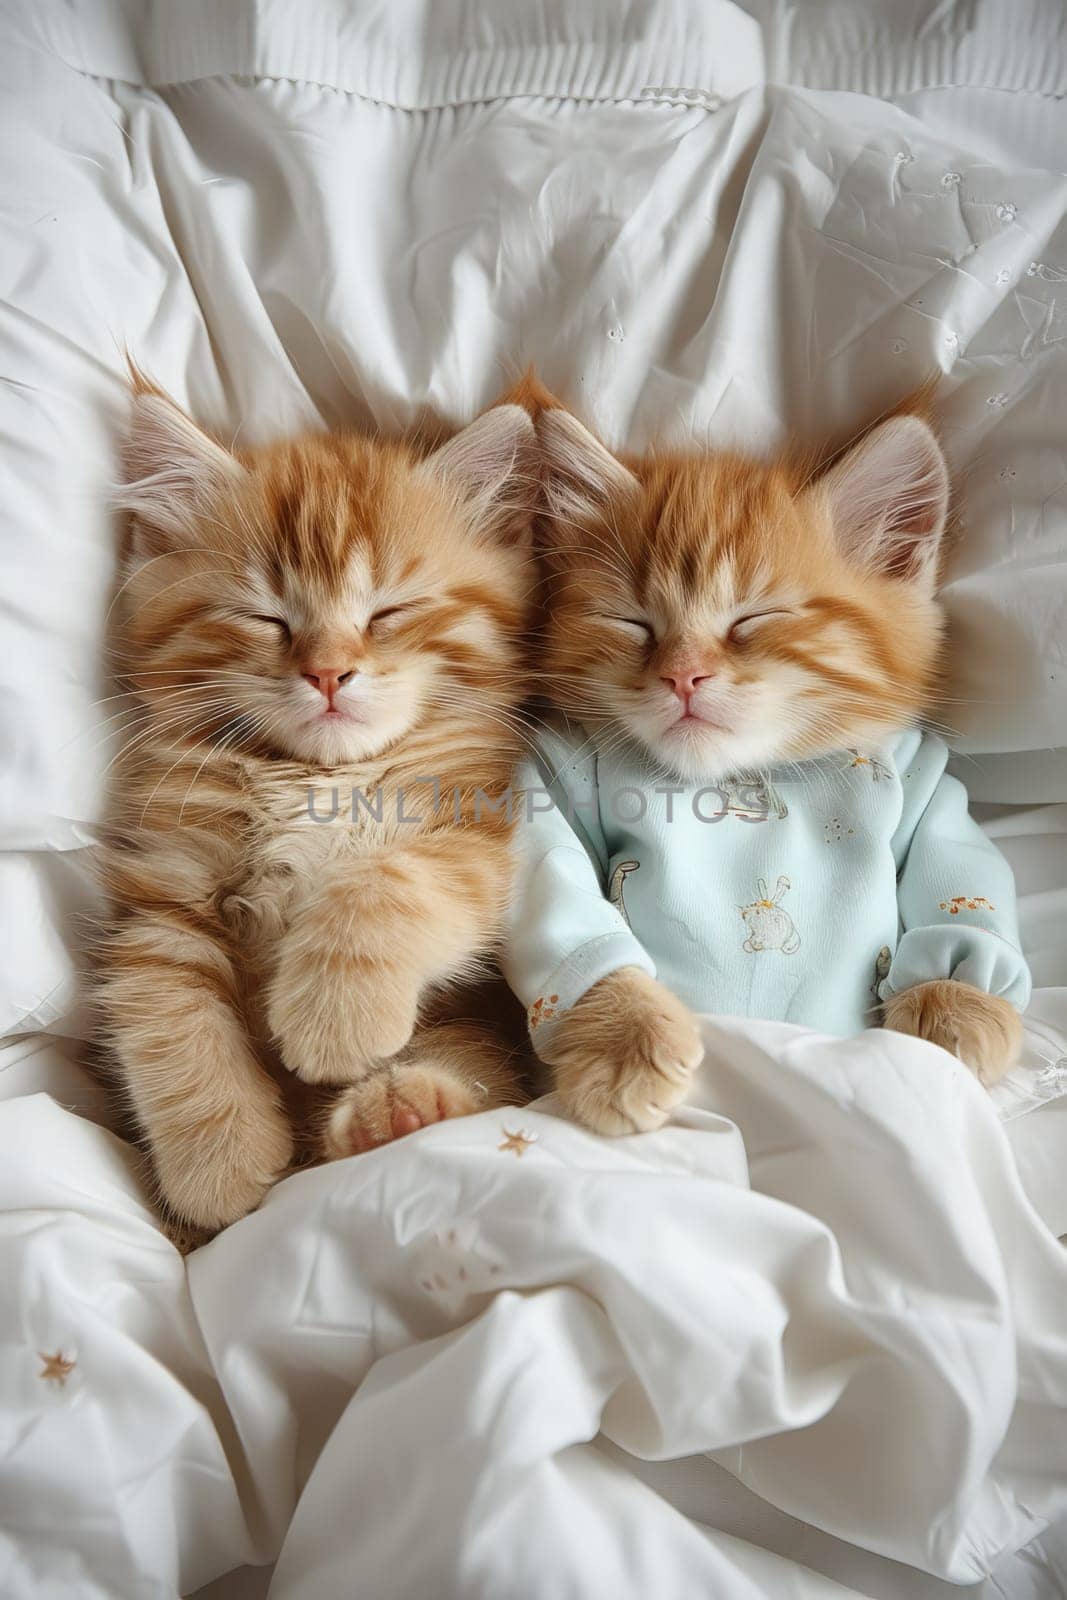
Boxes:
[879,923,1032,1012]
[523,932,656,1060]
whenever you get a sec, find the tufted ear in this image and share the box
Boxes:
[116,379,245,559]
[537,408,640,534]
[417,404,536,542]
[821,416,949,589]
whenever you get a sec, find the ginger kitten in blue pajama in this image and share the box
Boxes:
[503,399,1030,1134]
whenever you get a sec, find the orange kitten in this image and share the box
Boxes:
[503,388,1026,1133]
[98,374,534,1232]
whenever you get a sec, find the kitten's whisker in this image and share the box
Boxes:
[104,697,238,778]
[175,716,258,825]
[103,546,247,625]
[76,694,239,764]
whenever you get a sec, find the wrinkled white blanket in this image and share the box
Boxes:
[4,1020,1067,1598]
[2,2,1066,1596]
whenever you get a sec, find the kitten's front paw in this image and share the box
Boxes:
[882,979,1022,1087]
[269,953,419,1084]
[323,1062,481,1159]
[153,1099,293,1233]
[542,967,704,1135]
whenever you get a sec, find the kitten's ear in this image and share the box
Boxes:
[116,382,244,557]
[538,409,639,532]
[821,417,949,588]
[417,404,536,541]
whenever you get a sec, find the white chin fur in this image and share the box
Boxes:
[621,683,797,783]
[231,690,415,766]
[649,728,746,783]
[639,718,789,783]
[280,714,411,766]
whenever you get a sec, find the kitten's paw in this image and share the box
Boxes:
[344,977,421,1073]
[153,1100,293,1232]
[269,955,419,1084]
[543,967,704,1135]
[323,1063,481,1159]
[882,979,1022,1087]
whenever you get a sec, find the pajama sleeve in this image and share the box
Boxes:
[501,722,655,1056]
[879,731,1032,1010]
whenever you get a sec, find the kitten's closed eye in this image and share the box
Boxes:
[600,610,794,648]
[249,614,292,641]
[601,615,655,642]
[728,609,795,640]
[369,602,417,629]
[250,605,415,640]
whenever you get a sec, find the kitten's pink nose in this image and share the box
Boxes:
[301,664,357,706]
[661,668,712,702]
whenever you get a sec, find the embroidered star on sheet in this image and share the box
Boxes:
[38,1350,76,1387]
[498,1126,537,1157]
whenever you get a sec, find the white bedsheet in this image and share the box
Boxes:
[3,1020,1066,1599]
[1,2,1066,1596]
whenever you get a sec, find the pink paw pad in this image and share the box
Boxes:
[391,1105,424,1139]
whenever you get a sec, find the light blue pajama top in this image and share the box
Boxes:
[502,722,1031,1054]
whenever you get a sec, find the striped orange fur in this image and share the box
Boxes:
[98,378,535,1234]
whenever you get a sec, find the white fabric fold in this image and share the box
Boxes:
[4,1021,1066,1597]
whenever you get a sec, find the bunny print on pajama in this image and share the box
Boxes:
[741,877,801,954]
